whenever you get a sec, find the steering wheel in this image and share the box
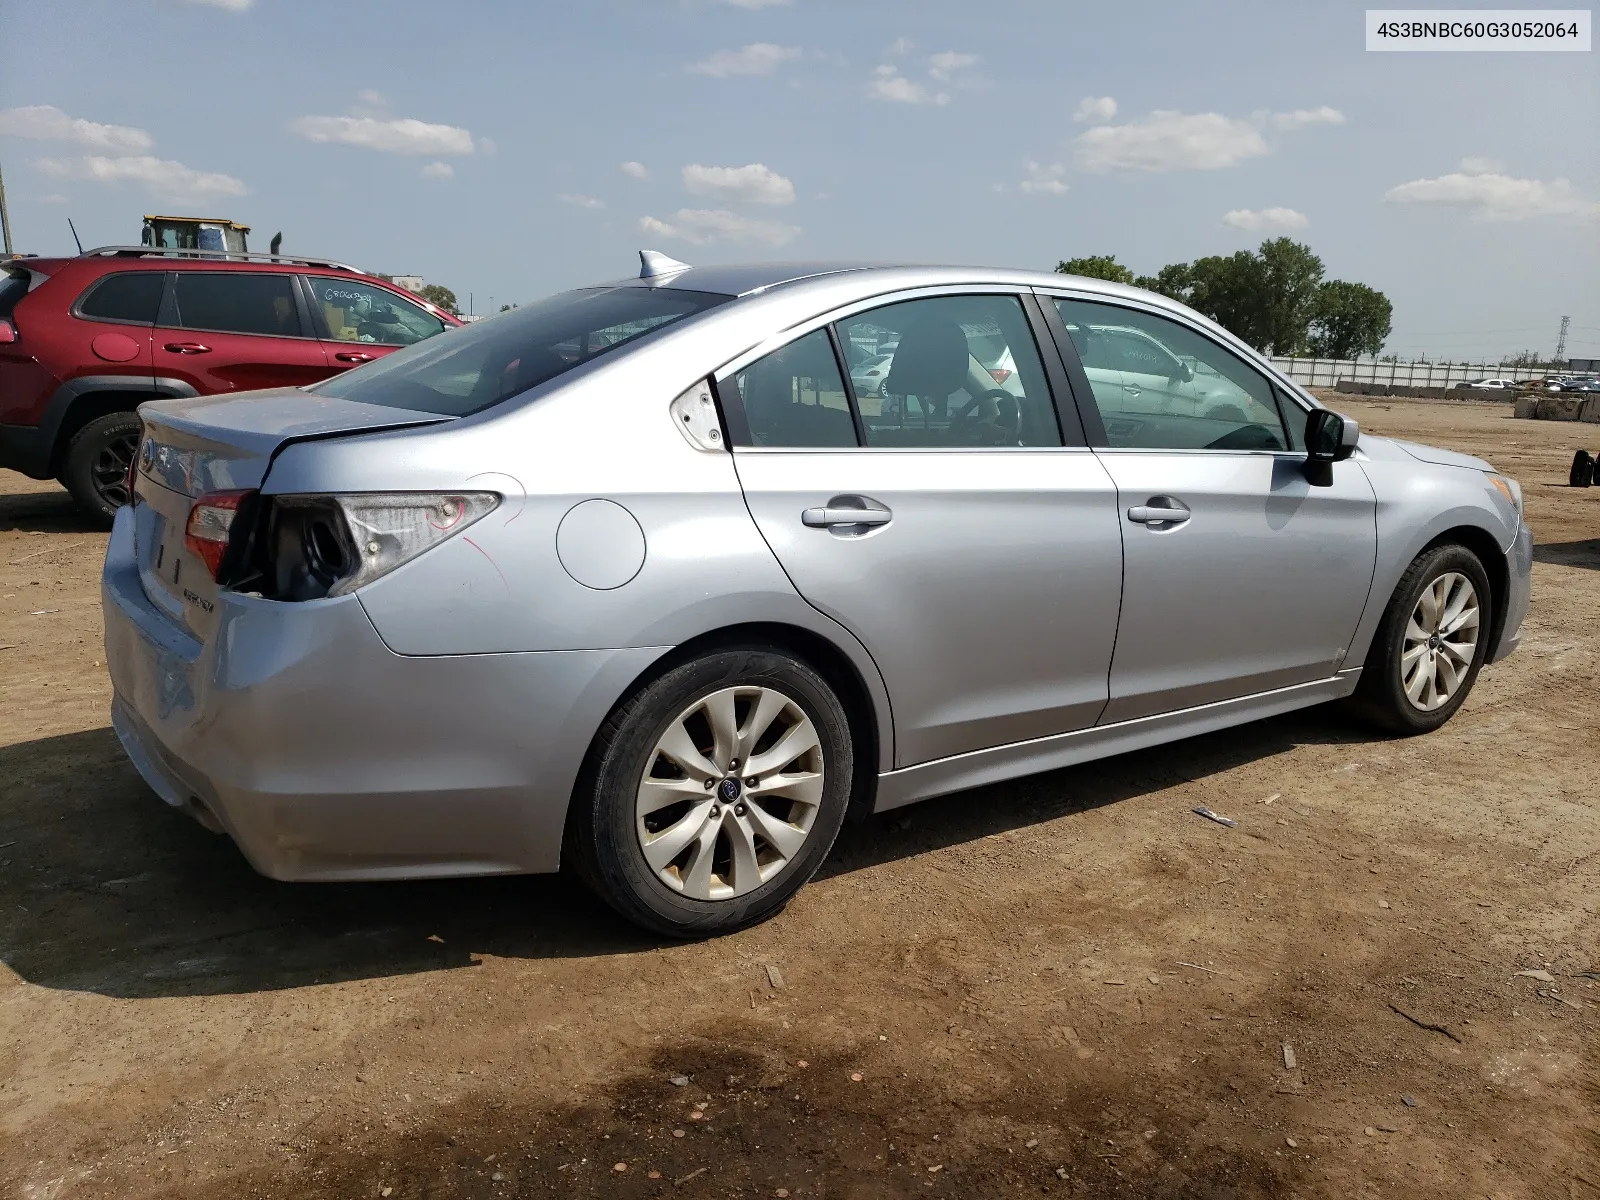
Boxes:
[950,389,1022,444]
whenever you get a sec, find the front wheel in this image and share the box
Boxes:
[566,647,855,937]
[1346,543,1492,734]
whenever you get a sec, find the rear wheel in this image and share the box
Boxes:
[1346,543,1492,734]
[567,647,854,937]
[61,411,141,526]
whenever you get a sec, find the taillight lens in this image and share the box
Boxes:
[325,493,498,596]
[988,368,1012,384]
[185,489,253,579]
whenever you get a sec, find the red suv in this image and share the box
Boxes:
[0,246,461,523]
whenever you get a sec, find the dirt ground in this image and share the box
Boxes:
[1,396,1596,1199]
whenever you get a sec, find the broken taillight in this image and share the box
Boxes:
[185,489,254,580]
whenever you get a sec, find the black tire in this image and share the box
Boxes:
[61,411,142,526]
[1345,543,1493,735]
[1571,449,1595,488]
[566,647,854,938]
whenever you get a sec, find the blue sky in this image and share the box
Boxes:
[2,0,1596,361]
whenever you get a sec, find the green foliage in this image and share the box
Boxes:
[1056,255,1137,285]
[418,283,460,315]
[1054,240,1390,358]
[1307,280,1393,359]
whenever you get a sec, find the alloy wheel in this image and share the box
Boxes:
[636,685,824,901]
[1401,571,1480,712]
[92,431,139,509]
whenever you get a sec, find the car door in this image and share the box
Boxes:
[302,275,450,376]
[153,270,329,393]
[724,290,1124,768]
[1044,293,1377,724]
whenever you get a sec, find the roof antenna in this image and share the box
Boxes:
[639,249,690,280]
[67,217,84,255]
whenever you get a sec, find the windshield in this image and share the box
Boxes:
[312,286,730,415]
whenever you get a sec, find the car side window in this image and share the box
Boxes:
[727,329,858,448]
[1053,297,1288,452]
[837,295,1061,448]
[77,272,164,324]
[307,277,447,347]
[171,273,302,338]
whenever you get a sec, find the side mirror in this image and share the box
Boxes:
[1174,361,1194,383]
[1303,408,1358,487]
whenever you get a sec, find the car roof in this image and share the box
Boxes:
[612,259,1164,305]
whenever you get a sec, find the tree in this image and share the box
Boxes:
[1056,255,1137,285]
[1185,251,1267,346]
[1307,280,1392,359]
[418,283,460,315]
[1134,262,1195,303]
[1253,238,1324,356]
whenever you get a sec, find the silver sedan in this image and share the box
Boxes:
[103,255,1532,936]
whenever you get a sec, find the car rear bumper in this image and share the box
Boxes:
[101,506,667,881]
[1489,519,1532,664]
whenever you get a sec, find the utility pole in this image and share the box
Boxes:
[1553,315,1570,365]
[0,158,14,256]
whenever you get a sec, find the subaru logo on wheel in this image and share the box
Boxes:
[718,777,741,802]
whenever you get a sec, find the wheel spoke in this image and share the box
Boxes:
[1404,617,1430,644]
[743,800,809,861]
[701,690,739,772]
[1418,580,1442,629]
[1404,656,1430,703]
[641,803,712,873]
[655,719,719,782]
[1438,637,1474,667]
[679,819,722,900]
[738,689,790,764]
[745,720,821,778]
[724,813,764,892]
[750,769,823,811]
[1401,641,1430,667]
[1434,653,1461,698]
[637,775,709,818]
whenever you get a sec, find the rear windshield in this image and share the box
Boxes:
[311,286,730,415]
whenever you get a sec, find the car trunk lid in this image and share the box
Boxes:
[131,388,452,639]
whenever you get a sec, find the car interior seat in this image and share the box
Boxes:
[881,315,973,440]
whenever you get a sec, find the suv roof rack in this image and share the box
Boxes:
[79,246,365,273]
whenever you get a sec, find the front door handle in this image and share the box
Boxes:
[1127,504,1191,524]
[802,504,892,529]
[335,350,375,364]
[1123,383,1142,395]
[164,341,211,355]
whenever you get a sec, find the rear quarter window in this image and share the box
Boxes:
[76,272,165,324]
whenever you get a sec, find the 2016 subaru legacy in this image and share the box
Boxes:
[103,254,1532,937]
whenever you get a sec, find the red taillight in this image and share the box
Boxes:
[988,368,1012,384]
[185,489,253,580]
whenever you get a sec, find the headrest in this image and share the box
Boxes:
[883,315,970,399]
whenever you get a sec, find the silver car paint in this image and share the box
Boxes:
[103,261,1531,882]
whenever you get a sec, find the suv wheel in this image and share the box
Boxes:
[61,411,141,526]
[567,647,854,937]
[1346,543,1492,735]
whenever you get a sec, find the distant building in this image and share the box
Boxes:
[391,275,425,293]
[1567,356,1599,374]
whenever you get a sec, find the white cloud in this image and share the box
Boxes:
[290,114,475,156]
[38,193,69,205]
[885,36,914,56]
[0,105,153,153]
[1019,161,1069,196]
[1270,106,1345,130]
[1383,171,1599,220]
[1072,96,1118,125]
[1222,206,1309,231]
[690,43,801,77]
[927,51,977,82]
[621,160,650,180]
[1458,156,1503,174]
[723,0,789,7]
[869,65,948,106]
[638,208,800,247]
[1075,111,1270,173]
[420,161,454,179]
[36,155,246,202]
[682,162,795,205]
[559,192,604,209]
[182,0,252,9]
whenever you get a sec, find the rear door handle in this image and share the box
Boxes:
[802,505,892,529]
[1127,505,1191,524]
[163,341,211,354]
[335,351,375,363]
